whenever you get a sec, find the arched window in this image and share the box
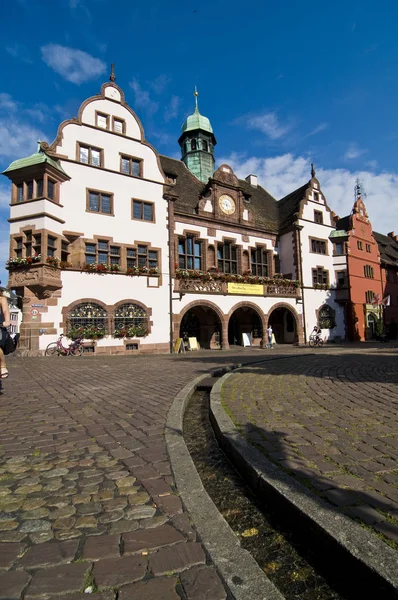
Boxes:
[114,303,148,337]
[318,304,336,329]
[68,302,108,338]
[191,139,197,151]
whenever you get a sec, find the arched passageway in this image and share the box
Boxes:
[180,305,222,349]
[268,306,297,344]
[228,306,263,347]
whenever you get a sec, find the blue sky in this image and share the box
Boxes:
[1,0,398,285]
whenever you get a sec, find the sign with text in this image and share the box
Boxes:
[188,337,199,351]
[173,338,184,354]
[227,283,263,295]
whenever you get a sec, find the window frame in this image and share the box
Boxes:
[364,264,374,279]
[12,176,57,204]
[120,154,143,177]
[131,199,155,222]
[314,210,323,224]
[77,143,103,167]
[250,246,269,277]
[178,235,202,270]
[312,267,329,287]
[86,189,114,216]
[357,240,363,250]
[366,243,371,253]
[310,237,328,255]
[95,111,110,130]
[112,117,125,135]
[218,241,238,274]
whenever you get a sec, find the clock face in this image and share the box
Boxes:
[219,194,235,215]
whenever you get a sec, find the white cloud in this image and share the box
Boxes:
[344,143,367,160]
[5,43,32,63]
[0,120,45,159]
[164,96,180,122]
[150,75,171,94]
[129,79,158,115]
[0,182,10,209]
[219,152,398,235]
[41,44,106,85]
[0,94,17,112]
[308,122,328,136]
[235,111,291,140]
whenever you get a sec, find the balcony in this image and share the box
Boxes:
[8,262,62,297]
[174,273,300,299]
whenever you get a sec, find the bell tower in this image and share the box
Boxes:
[178,89,216,183]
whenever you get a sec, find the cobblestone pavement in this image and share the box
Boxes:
[0,348,273,600]
[0,345,396,599]
[222,348,398,548]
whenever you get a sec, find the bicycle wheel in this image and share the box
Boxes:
[70,344,83,356]
[317,338,324,347]
[45,342,59,356]
[308,338,315,347]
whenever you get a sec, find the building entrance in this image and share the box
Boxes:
[268,307,296,344]
[180,306,221,349]
[228,307,263,346]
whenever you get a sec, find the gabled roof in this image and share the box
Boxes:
[374,231,398,267]
[159,155,279,231]
[277,183,309,230]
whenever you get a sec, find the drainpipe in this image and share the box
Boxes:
[295,224,307,344]
[165,192,177,354]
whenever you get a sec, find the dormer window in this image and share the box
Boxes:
[113,118,125,134]
[13,177,58,203]
[96,112,109,129]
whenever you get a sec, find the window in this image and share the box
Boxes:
[98,240,109,264]
[364,265,374,278]
[312,267,329,286]
[85,240,120,265]
[357,240,363,250]
[79,144,102,167]
[36,178,44,197]
[336,270,346,287]
[218,242,237,274]
[87,190,113,215]
[250,247,269,277]
[47,180,55,200]
[114,303,148,337]
[47,236,57,258]
[109,246,120,266]
[202,140,208,152]
[61,240,69,263]
[68,302,108,336]
[178,235,202,270]
[132,200,154,221]
[126,246,158,270]
[113,118,124,134]
[15,237,22,258]
[96,113,108,129]
[85,243,96,264]
[311,239,327,254]
[365,290,375,303]
[313,192,319,201]
[121,155,142,177]
[24,230,32,257]
[27,180,34,200]
[191,139,197,151]
[334,242,344,255]
[314,210,323,224]
[34,234,41,257]
[16,183,23,203]
[318,304,336,329]
[366,244,371,253]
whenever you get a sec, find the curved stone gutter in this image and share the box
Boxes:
[166,372,284,600]
[210,372,398,599]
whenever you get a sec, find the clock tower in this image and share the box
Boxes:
[178,89,216,183]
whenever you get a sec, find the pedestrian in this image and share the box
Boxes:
[266,324,273,349]
[0,291,10,379]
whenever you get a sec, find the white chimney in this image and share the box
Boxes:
[245,174,257,187]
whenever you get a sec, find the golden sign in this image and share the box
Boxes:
[227,283,264,295]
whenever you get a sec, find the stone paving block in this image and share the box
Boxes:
[54,594,114,600]
[180,565,227,600]
[141,478,174,497]
[149,542,206,576]
[123,523,185,554]
[153,493,183,516]
[0,542,25,569]
[82,534,120,560]
[92,555,147,588]
[374,521,398,543]
[24,563,89,599]
[19,539,79,568]
[172,513,197,542]
[343,505,386,525]
[119,576,180,599]
[0,570,30,600]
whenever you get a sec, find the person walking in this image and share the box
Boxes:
[0,291,10,379]
[266,324,273,349]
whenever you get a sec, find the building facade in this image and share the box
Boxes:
[3,75,347,354]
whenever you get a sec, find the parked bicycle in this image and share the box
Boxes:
[45,334,83,357]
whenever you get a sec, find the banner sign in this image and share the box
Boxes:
[227,283,263,295]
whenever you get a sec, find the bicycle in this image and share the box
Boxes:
[308,334,323,347]
[45,334,84,357]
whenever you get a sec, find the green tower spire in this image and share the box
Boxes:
[178,89,216,183]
